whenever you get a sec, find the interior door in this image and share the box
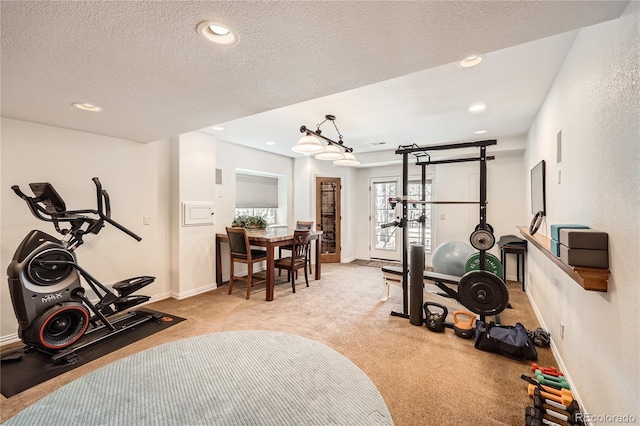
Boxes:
[316,177,341,263]
[370,179,401,261]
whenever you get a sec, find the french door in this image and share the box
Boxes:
[370,177,433,261]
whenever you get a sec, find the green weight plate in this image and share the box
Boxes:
[465,252,504,279]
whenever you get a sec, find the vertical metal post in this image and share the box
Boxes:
[391,152,411,319]
[421,164,426,246]
[401,152,409,315]
[479,145,487,270]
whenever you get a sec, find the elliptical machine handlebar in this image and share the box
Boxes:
[91,177,141,242]
[12,178,141,244]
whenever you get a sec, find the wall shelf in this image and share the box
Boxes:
[517,225,609,292]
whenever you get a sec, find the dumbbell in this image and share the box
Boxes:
[525,414,561,426]
[522,375,574,405]
[531,363,564,377]
[527,384,573,407]
[535,372,571,390]
[532,392,582,420]
[535,370,569,384]
[525,406,584,425]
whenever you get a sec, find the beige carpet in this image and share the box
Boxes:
[0,262,556,425]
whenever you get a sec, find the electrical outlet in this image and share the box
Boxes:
[529,272,533,284]
[143,215,151,225]
[560,322,565,340]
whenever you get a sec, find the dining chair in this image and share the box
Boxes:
[226,227,267,299]
[278,221,313,276]
[274,230,311,293]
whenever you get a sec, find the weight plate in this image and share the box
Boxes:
[475,223,494,234]
[470,229,495,251]
[465,252,504,279]
[458,270,510,316]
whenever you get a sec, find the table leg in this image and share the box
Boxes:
[266,244,275,301]
[521,253,526,292]
[315,236,321,280]
[216,236,222,287]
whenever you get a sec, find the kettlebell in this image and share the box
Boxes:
[452,311,475,339]
[423,302,448,332]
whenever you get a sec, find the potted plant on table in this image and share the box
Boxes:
[232,215,268,229]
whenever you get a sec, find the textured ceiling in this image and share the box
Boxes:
[0,1,630,150]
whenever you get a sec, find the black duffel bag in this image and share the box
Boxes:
[474,321,538,361]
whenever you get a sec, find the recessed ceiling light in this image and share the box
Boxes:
[211,126,224,131]
[474,130,487,135]
[459,55,482,68]
[266,141,275,146]
[209,24,230,36]
[197,21,237,45]
[72,102,103,112]
[468,103,487,113]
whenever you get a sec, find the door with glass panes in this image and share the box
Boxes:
[370,178,432,261]
[316,177,341,263]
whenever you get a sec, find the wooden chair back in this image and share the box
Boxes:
[295,221,314,231]
[291,230,311,263]
[226,227,250,258]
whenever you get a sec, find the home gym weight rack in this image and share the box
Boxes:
[382,139,509,323]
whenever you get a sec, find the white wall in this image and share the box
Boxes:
[354,140,527,272]
[0,118,171,340]
[171,131,217,298]
[525,2,639,419]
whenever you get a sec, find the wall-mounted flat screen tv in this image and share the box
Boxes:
[530,160,546,215]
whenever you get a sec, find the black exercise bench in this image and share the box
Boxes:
[381,266,461,301]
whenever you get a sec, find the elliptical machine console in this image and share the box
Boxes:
[7,178,157,364]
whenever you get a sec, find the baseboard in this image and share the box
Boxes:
[342,256,357,263]
[169,283,217,300]
[1,332,21,346]
[525,290,586,415]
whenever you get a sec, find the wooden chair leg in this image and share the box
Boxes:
[304,264,309,287]
[291,267,296,293]
[278,247,282,276]
[246,262,253,300]
[228,259,234,295]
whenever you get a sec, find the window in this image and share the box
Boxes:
[373,181,397,250]
[235,172,280,225]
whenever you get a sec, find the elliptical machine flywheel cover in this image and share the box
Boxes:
[23,302,90,350]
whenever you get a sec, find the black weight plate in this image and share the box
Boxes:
[474,223,494,234]
[458,270,509,316]
[470,229,495,251]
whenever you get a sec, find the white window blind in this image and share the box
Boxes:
[236,173,279,208]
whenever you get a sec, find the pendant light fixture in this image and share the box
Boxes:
[315,144,344,160]
[293,114,359,166]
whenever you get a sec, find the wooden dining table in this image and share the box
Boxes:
[215,227,323,301]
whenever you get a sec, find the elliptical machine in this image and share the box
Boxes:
[7,178,158,364]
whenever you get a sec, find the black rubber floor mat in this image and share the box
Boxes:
[0,309,185,397]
